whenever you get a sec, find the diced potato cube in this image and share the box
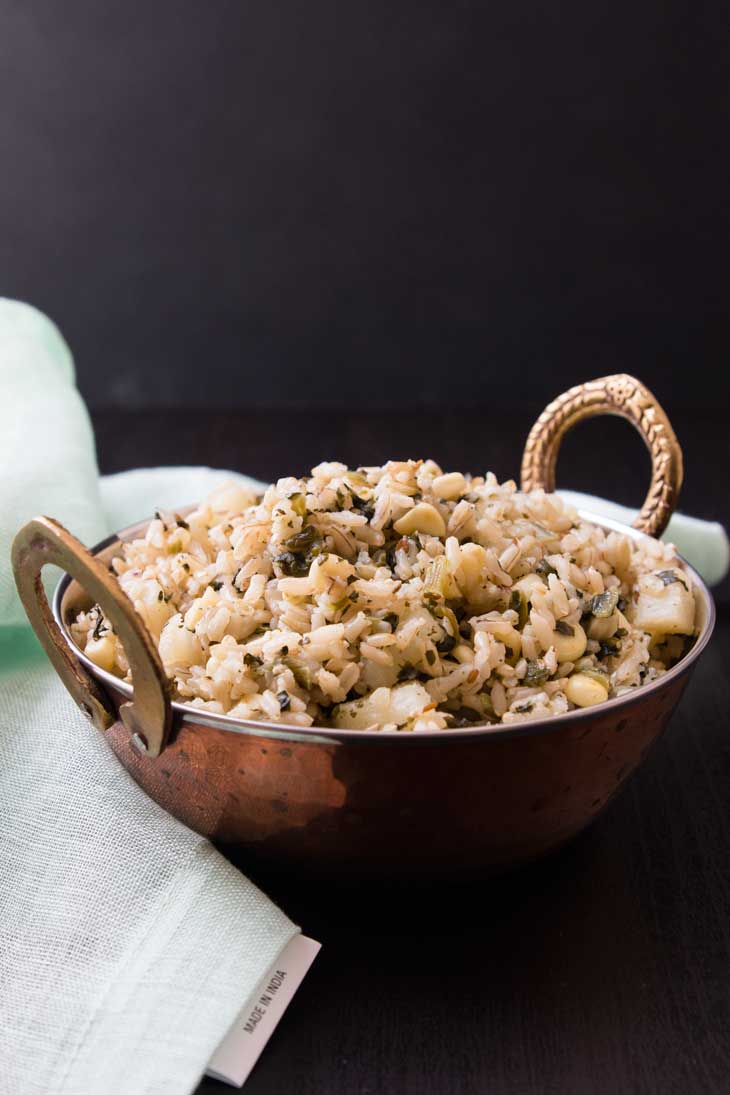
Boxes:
[333,681,432,729]
[630,569,695,639]
[159,615,205,673]
[387,681,434,724]
[131,581,174,639]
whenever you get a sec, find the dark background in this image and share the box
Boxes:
[1,0,728,416]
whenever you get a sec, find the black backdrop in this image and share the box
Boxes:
[1,0,728,413]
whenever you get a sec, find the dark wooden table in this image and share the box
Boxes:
[94,407,730,1095]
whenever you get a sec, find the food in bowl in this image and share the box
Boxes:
[70,460,697,731]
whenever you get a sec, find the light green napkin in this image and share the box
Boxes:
[0,302,297,1095]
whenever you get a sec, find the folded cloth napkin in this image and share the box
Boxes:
[0,301,298,1095]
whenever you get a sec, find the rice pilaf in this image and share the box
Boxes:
[71,460,697,731]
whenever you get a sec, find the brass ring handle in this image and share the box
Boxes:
[520,374,683,539]
[12,516,172,758]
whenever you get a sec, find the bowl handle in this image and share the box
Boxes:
[520,374,683,538]
[12,516,172,758]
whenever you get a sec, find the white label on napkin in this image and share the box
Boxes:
[206,934,321,1088]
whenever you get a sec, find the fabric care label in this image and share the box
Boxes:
[206,935,321,1087]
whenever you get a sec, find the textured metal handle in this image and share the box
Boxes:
[520,374,683,538]
[12,516,172,757]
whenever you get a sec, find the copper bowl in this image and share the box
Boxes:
[12,376,716,877]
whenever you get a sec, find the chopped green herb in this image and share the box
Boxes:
[508,589,529,629]
[555,620,575,636]
[590,590,619,618]
[425,649,436,666]
[350,494,375,520]
[656,569,688,591]
[274,551,310,577]
[330,594,352,613]
[480,690,496,714]
[91,608,105,641]
[288,492,307,518]
[276,525,323,576]
[449,714,478,728]
[284,524,318,554]
[535,558,557,580]
[524,660,550,686]
[288,662,312,690]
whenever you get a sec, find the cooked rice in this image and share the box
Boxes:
[70,461,697,732]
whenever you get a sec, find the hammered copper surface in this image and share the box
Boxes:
[101,667,691,877]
